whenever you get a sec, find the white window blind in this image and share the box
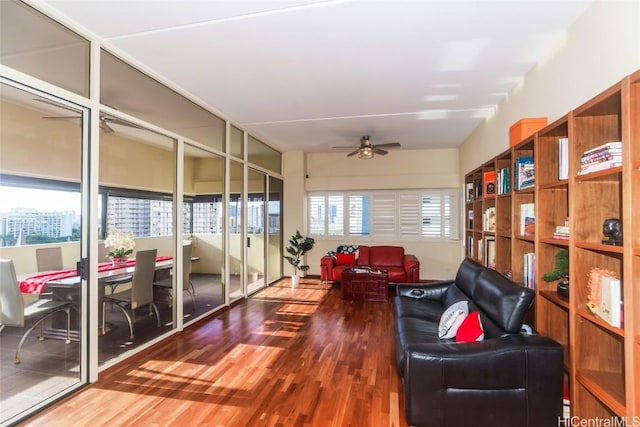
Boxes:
[399,192,421,238]
[308,189,459,240]
[371,193,397,238]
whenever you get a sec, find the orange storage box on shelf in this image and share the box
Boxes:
[509,117,548,146]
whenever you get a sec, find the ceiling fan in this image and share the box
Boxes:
[333,136,401,159]
[35,98,139,133]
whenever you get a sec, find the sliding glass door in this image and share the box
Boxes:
[247,169,266,294]
[184,144,225,320]
[0,82,87,425]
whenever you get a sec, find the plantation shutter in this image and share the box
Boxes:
[309,195,326,236]
[399,192,421,238]
[327,195,344,236]
[371,192,396,238]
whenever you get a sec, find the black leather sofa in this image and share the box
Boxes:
[393,258,563,427]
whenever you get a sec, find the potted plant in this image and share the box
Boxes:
[542,249,569,299]
[104,228,135,267]
[284,230,315,286]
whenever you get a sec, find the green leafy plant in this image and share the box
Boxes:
[542,249,569,282]
[284,230,315,275]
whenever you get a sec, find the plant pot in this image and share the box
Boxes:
[111,257,128,267]
[291,274,300,287]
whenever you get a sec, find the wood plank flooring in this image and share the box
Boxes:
[19,278,408,427]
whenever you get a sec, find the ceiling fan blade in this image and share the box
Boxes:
[100,121,115,133]
[102,116,141,129]
[332,146,357,149]
[373,148,389,155]
[347,149,360,157]
[374,142,401,149]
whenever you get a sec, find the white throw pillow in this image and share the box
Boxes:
[438,301,469,339]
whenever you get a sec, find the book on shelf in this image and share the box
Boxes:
[514,156,534,190]
[467,235,474,258]
[519,203,535,236]
[483,170,496,196]
[465,182,474,202]
[468,210,474,229]
[485,237,496,269]
[558,137,569,180]
[523,252,535,289]
[474,179,483,199]
[553,222,570,240]
[477,239,483,263]
[578,141,623,175]
[483,207,496,232]
[597,276,622,328]
[497,167,510,194]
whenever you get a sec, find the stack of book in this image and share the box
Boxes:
[578,141,622,175]
[553,225,570,240]
[483,207,496,232]
[553,218,570,240]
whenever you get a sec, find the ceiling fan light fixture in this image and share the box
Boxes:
[358,146,373,159]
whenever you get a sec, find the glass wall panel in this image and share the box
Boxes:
[228,160,243,301]
[247,169,265,294]
[98,114,176,364]
[100,50,225,152]
[184,144,225,320]
[0,1,89,97]
[230,125,244,159]
[0,83,84,424]
[267,177,283,283]
[248,135,282,174]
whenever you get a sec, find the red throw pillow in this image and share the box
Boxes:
[456,311,484,342]
[336,252,356,265]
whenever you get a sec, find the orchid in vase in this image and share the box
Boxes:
[104,228,135,266]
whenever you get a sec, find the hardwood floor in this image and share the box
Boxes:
[19,278,408,427]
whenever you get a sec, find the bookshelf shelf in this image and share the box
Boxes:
[575,241,624,254]
[464,69,639,420]
[540,237,569,246]
[576,370,626,418]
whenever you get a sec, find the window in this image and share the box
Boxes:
[0,175,80,246]
[308,189,460,240]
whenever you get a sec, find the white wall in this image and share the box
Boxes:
[459,0,640,175]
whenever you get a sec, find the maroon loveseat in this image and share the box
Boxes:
[320,245,420,283]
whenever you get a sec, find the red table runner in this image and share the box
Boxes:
[19,255,173,295]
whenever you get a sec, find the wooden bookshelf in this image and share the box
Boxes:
[464,68,639,420]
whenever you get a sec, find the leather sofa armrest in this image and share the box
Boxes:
[396,279,453,300]
[402,254,420,282]
[403,334,563,427]
[320,256,336,281]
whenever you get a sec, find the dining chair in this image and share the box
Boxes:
[154,244,196,312]
[36,247,63,272]
[0,259,71,364]
[102,249,160,339]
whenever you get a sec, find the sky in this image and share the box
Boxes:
[0,187,80,213]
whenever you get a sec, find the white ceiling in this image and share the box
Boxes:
[40,0,592,154]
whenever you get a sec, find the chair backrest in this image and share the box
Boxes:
[182,244,192,291]
[0,259,25,327]
[97,241,109,262]
[36,247,63,272]
[130,249,157,309]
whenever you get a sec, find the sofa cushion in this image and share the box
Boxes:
[472,269,534,334]
[456,311,484,342]
[336,252,356,265]
[438,301,469,339]
[455,257,485,296]
[394,297,444,322]
[369,246,404,267]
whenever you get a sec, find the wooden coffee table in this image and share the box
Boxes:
[341,269,389,302]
